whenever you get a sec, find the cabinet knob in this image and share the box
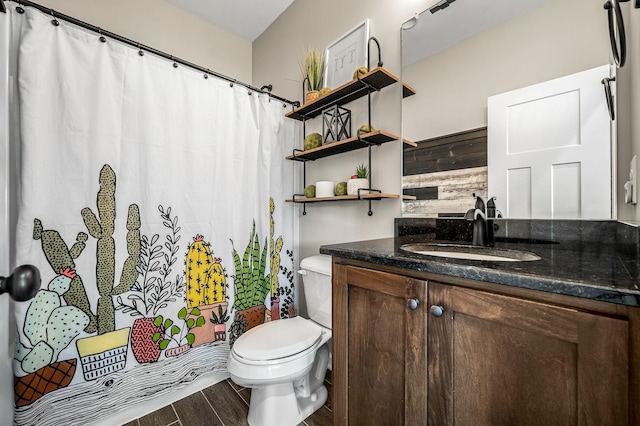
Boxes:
[430,305,444,317]
[407,298,420,310]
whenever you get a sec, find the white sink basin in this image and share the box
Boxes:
[400,243,541,262]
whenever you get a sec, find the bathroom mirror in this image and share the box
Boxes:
[401,0,613,218]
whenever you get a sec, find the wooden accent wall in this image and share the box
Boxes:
[403,127,487,217]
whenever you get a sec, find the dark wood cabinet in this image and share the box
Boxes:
[332,258,637,425]
[428,282,629,425]
[332,263,427,426]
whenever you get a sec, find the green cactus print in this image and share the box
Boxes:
[269,199,283,298]
[80,164,141,335]
[230,221,270,311]
[33,219,96,333]
[16,268,90,373]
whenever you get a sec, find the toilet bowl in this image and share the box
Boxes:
[228,254,332,426]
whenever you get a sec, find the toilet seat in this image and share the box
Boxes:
[232,317,323,364]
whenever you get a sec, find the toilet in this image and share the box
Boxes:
[228,254,333,426]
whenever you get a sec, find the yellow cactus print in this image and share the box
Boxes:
[185,235,225,308]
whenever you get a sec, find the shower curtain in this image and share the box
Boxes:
[5,3,296,425]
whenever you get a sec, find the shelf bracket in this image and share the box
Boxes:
[368,36,383,70]
[292,194,308,215]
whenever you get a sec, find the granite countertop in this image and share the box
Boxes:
[319,219,640,307]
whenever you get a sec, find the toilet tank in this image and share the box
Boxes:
[299,255,332,329]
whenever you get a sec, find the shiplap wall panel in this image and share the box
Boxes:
[402,128,488,217]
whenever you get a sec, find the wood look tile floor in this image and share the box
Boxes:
[122,373,333,426]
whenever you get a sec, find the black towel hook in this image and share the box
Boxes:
[604,0,627,67]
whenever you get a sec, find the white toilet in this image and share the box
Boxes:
[228,254,333,426]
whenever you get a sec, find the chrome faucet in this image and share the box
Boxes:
[464,193,502,246]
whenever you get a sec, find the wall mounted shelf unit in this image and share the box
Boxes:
[285,68,398,121]
[286,130,398,161]
[285,67,416,215]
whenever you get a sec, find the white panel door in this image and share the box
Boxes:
[0,9,14,421]
[488,65,612,219]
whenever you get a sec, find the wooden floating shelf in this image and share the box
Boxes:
[403,138,417,147]
[402,82,416,98]
[285,67,399,121]
[286,130,399,161]
[287,193,416,203]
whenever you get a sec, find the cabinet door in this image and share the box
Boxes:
[428,283,629,425]
[333,264,427,425]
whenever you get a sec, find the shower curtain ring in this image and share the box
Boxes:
[50,9,59,26]
[137,43,144,56]
[98,28,106,43]
[204,69,209,79]
[171,55,178,68]
[16,1,24,14]
[230,79,236,87]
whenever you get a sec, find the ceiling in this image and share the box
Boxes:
[167,0,296,42]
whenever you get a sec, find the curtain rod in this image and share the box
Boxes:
[0,0,297,107]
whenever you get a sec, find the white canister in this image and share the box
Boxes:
[315,181,335,198]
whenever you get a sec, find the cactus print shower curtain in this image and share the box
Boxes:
[7,4,296,425]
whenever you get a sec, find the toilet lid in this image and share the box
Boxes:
[233,316,323,361]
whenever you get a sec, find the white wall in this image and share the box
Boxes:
[33,0,252,82]
[252,0,422,267]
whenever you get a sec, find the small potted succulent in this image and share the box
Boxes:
[347,164,370,196]
[210,304,231,342]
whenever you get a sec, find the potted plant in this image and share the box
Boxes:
[152,306,205,357]
[230,221,271,332]
[347,164,370,196]
[115,204,185,364]
[210,304,231,342]
[300,47,325,103]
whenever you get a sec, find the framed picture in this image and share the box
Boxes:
[324,19,370,90]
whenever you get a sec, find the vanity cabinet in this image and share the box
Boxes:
[428,282,629,425]
[332,259,636,425]
[332,263,427,425]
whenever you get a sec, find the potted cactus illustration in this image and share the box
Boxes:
[14,268,90,407]
[230,221,270,333]
[152,306,205,357]
[268,199,284,321]
[116,205,185,364]
[71,164,141,380]
[32,219,94,332]
[210,304,230,341]
[185,234,228,346]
